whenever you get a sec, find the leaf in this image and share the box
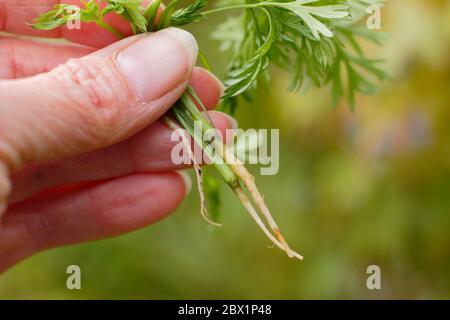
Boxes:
[32,4,81,30]
[31,0,388,111]
[144,0,162,31]
[80,0,102,22]
[157,0,181,29]
[249,8,275,62]
[198,50,212,71]
[279,0,349,39]
[221,7,274,99]
[223,56,269,99]
[103,0,147,33]
[170,0,207,27]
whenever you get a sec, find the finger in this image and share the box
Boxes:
[0,28,197,170]
[0,36,94,79]
[190,67,225,110]
[1,172,190,273]
[0,0,155,48]
[0,28,197,215]
[9,66,226,202]
[10,110,235,203]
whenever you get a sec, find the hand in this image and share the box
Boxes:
[0,1,236,273]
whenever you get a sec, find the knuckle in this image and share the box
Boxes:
[51,58,132,141]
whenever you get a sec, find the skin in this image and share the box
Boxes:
[0,0,235,273]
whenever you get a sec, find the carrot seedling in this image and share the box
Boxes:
[32,0,388,260]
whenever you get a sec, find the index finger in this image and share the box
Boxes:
[0,0,151,48]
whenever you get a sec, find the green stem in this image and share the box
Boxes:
[170,97,240,189]
[201,2,274,16]
[96,21,125,39]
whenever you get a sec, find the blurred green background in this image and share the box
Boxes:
[1,0,450,299]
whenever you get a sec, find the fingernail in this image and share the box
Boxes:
[176,171,192,196]
[117,28,198,101]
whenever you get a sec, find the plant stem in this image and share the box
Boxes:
[170,99,239,189]
[164,116,223,227]
[96,21,125,39]
[201,2,273,16]
[96,0,303,259]
[172,91,303,260]
[118,0,303,258]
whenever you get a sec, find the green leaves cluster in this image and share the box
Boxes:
[29,0,388,238]
[32,0,388,109]
[170,0,207,26]
[31,4,82,30]
[103,0,147,33]
[32,0,147,36]
[276,0,349,39]
[33,0,208,34]
[211,0,388,109]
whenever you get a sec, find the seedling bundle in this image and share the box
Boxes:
[33,0,388,259]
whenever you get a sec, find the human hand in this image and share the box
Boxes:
[0,1,236,273]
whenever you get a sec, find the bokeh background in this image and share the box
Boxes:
[1,0,449,299]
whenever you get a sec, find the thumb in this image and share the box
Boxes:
[0,27,197,171]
